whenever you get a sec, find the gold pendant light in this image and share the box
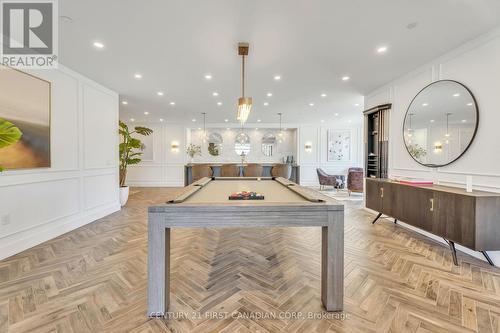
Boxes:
[237,42,252,124]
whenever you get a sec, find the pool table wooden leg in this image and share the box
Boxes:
[148,216,170,317]
[321,211,344,311]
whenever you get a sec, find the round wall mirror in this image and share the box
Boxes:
[234,132,251,156]
[207,132,223,156]
[403,80,478,167]
[261,132,276,157]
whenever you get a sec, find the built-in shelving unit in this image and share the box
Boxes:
[364,104,391,178]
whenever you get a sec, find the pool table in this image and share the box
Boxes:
[147,177,344,317]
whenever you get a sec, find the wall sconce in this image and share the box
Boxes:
[434,142,443,152]
[305,142,312,153]
[171,141,179,153]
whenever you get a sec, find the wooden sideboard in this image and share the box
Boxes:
[366,178,500,266]
[184,164,300,186]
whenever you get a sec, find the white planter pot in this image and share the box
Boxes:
[120,186,130,206]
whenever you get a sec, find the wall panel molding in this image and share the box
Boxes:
[0,64,120,260]
[365,26,500,265]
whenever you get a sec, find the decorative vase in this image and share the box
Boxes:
[120,186,129,206]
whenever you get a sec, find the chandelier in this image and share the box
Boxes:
[237,42,252,124]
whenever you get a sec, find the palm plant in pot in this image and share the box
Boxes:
[119,121,153,206]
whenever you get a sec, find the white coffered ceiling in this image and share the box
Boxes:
[58,0,500,124]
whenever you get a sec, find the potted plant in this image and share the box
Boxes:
[0,118,22,172]
[119,120,153,206]
[186,143,202,163]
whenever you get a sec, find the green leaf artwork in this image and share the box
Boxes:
[0,118,23,172]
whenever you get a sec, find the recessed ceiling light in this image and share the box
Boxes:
[263,102,269,106]
[377,46,388,53]
[121,101,128,105]
[204,74,212,80]
[453,93,460,97]
[274,75,281,81]
[406,22,418,30]
[217,102,222,106]
[134,73,142,79]
[198,127,201,130]
[224,119,228,122]
[309,103,314,106]
[144,111,149,115]
[160,118,164,122]
[267,92,273,97]
[212,92,219,97]
[226,128,230,130]
[341,76,350,81]
[462,119,467,123]
[192,118,196,122]
[467,102,473,106]
[321,120,325,123]
[157,91,164,96]
[170,102,175,106]
[321,93,327,98]
[59,15,73,23]
[334,113,339,116]
[130,118,135,122]
[93,41,104,49]
[354,103,360,107]
[255,128,259,130]
[422,103,428,107]
[430,119,435,123]
[257,119,261,122]
[348,120,352,123]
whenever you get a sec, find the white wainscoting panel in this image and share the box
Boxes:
[0,64,120,260]
[364,27,500,265]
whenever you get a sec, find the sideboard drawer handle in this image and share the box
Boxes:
[430,198,434,212]
[380,187,384,198]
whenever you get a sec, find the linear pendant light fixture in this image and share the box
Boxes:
[278,112,284,143]
[237,42,252,124]
[202,112,207,143]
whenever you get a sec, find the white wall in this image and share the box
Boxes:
[126,122,187,187]
[0,65,120,260]
[125,121,364,187]
[189,128,297,164]
[365,26,500,265]
[299,125,364,186]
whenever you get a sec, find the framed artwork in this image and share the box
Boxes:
[0,66,51,169]
[327,129,351,162]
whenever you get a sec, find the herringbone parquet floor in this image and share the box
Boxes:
[1,187,500,333]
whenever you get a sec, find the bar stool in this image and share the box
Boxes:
[243,164,263,177]
[271,164,292,180]
[192,164,213,182]
[220,164,240,177]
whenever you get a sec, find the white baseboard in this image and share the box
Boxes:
[126,181,184,187]
[299,181,320,186]
[362,207,499,266]
[0,203,120,261]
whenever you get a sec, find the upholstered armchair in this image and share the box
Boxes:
[316,168,345,190]
[271,164,292,180]
[347,167,364,195]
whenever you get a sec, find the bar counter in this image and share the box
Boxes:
[184,163,300,185]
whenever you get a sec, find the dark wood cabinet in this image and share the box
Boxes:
[365,178,500,265]
[365,178,382,212]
